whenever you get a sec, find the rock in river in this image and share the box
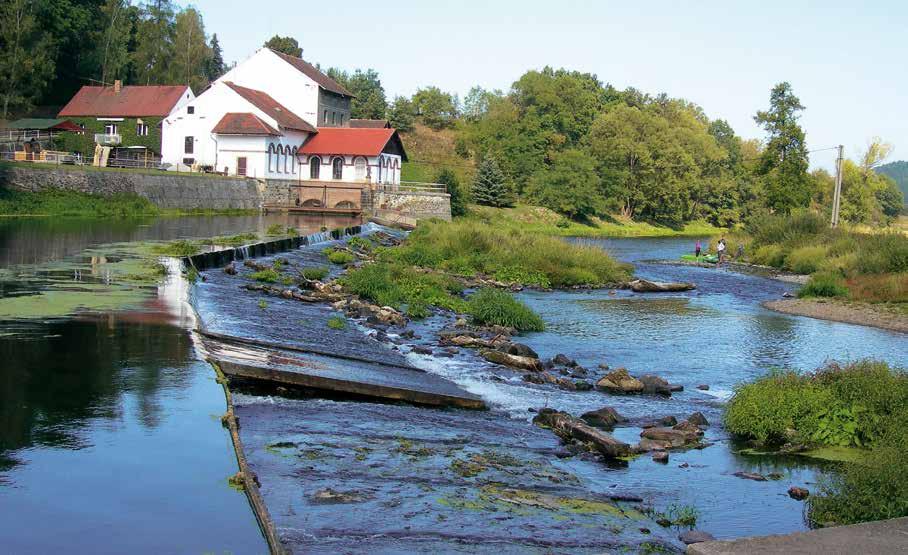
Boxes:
[788,486,810,500]
[639,421,704,450]
[533,408,632,459]
[580,407,627,430]
[479,349,544,372]
[679,530,715,544]
[628,279,696,293]
[595,368,644,394]
[639,374,680,396]
[500,341,539,359]
[688,411,710,428]
[733,471,768,482]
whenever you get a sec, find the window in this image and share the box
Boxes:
[354,157,366,181]
[184,136,194,154]
[284,147,290,173]
[136,122,148,136]
[331,112,336,125]
[309,156,321,179]
[332,157,343,180]
[339,114,344,126]
[182,157,195,165]
[187,106,195,114]
[104,123,118,136]
[323,110,328,124]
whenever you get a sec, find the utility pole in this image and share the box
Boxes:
[831,144,844,228]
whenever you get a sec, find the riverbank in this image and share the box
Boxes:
[468,204,722,238]
[764,298,908,334]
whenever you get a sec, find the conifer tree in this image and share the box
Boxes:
[205,34,225,81]
[472,157,514,208]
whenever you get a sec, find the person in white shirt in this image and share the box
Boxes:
[716,238,726,266]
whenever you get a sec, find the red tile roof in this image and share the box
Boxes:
[350,119,391,129]
[58,85,190,117]
[212,113,280,136]
[268,49,353,97]
[299,128,407,160]
[223,82,316,133]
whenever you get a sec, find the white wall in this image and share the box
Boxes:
[216,135,267,177]
[216,49,320,129]
[296,154,401,185]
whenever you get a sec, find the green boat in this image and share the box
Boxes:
[680,253,719,264]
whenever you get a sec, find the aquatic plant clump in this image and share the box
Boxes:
[383,219,632,287]
[327,249,355,265]
[466,288,545,332]
[327,315,347,330]
[302,266,330,281]
[339,262,467,317]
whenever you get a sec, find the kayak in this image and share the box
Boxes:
[680,254,719,264]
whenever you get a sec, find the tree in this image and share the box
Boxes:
[96,0,132,86]
[263,35,301,57]
[526,149,602,219]
[754,82,811,213]
[412,86,458,130]
[170,7,210,91]
[327,68,386,119]
[204,33,225,81]
[436,168,467,217]
[472,157,514,208]
[0,0,54,118]
[387,95,415,132]
[463,86,498,121]
[133,0,175,85]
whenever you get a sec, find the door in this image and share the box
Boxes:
[237,157,247,177]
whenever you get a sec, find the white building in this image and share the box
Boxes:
[161,48,406,183]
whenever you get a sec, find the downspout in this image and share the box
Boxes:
[210,133,219,171]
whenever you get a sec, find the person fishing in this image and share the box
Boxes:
[695,240,702,258]
[716,238,727,266]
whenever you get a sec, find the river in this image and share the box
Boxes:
[1,217,906,553]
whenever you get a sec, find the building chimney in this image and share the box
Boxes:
[114,80,122,94]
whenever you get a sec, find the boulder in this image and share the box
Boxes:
[556,377,577,391]
[480,349,544,372]
[570,366,588,378]
[688,412,710,428]
[552,353,577,367]
[522,373,545,385]
[696,384,710,391]
[788,486,810,500]
[639,422,703,450]
[501,342,539,359]
[224,262,237,275]
[533,409,632,459]
[639,374,674,396]
[574,380,593,391]
[679,530,715,545]
[642,415,678,428]
[629,279,696,293]
[652,451,669,463]
[410,346,433,355]
[595,368,644,394]
[580,407,626,430]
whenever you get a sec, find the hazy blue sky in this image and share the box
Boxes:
[182,0,907,171]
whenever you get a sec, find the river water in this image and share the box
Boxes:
[1,218,906,553]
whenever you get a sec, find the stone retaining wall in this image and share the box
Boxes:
[0,164,261,210]
[373,190,451,221]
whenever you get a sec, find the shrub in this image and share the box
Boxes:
[466,288,545,332]
[751,244,786,268]
[853,234,908,274]
[327,315,346,330]
[807,411,908,526]
[301,266,329,281]
[346,236,373,252]
[786,245,827,274]
[798,271,848,298]
[249,269,281,283]
[845,273,908,303]
[327,250,355,265]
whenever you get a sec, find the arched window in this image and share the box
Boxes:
[283,145,290,173]
[310,156,321,179]
[354,157,367,181]
[332,157,344,180]
[383,157,391,184]
[291,147,298,174]
[267,143,276,173]
[277,145,285,173]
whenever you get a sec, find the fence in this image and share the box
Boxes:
[0,129,62,143]
[380,181,447,194]
[1,150,83,165]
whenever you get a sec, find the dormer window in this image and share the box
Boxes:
[187,106,195,114]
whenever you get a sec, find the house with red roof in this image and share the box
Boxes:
[56,80,194,162]
[161,48,406,186]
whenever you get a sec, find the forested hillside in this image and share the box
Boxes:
[877,161,908,204]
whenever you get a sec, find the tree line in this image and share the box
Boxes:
[0,0,225,118]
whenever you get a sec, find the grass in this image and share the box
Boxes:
[0,188,160,217]
[151,240,200,257]
[302,266,329,281]
[249,268,282,283]
[726,360,908,525]
[383,217,632,287]
[339,262,467,318]
[466,288,544,332]
[327,249,355,265]
[731,211,908,304]
[467,204,723,238]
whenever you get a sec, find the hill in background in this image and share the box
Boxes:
[877,161,908,204]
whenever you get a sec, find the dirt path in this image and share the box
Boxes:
[763,299,908,334]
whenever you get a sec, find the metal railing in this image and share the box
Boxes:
[380,181,448,194]
[94,133,121,145]
[0,129,63,143]
[1,150,83,165]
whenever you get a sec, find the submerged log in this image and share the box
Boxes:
[628,279,696,293]
[479,349,544,372]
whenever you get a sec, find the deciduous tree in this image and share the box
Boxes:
[0,0,54,118]
[133,0,176,85]
[263,35,301,57]
[170,7,210,91]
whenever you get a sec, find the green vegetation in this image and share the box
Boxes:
[301,266,329,281]
[382,218,632,287]
[346,236,374,252]
[257,299,267,310]
[0,188,159,217]
[727,360,908,526]
[436,168,468,217]
[327,315,347,330]
[327,250,355,265]
[249,269,281,283]
[876,160,908,205]
[151,240,200,257]
[731,211,908,303]
[472,157,514,208]
[339,262,466,319]
[466,288,544,332]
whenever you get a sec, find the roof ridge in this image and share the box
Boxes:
[265,48,353,97]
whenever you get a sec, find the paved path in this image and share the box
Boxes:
[688,516,908,554]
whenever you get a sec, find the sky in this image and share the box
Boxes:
[181,0,907,171]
